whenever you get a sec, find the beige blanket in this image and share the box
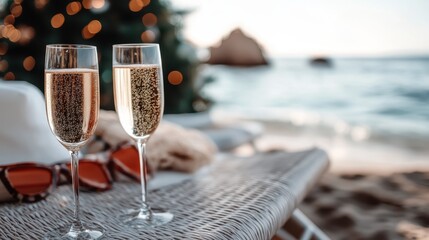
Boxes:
[88,110,217,173]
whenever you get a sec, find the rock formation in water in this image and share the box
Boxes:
[310,56,332,67]
[207,28,268,66]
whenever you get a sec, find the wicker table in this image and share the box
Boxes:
[0,148,329,240]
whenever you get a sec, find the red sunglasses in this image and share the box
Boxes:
[110,143,149,182]
[0,144,145,203]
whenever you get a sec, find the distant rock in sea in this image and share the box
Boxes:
[207,28,268,66]
[309,57,332,67]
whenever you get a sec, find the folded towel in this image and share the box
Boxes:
[0,80,69,165]
[89,110,217,173]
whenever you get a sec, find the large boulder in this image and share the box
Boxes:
[207,28,268,66]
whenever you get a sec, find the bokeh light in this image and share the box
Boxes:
[82,0,91,9]
[82,26,94,39]
[10,4,23,17]
[8,28,21,42]
[66,2,82,15]
[142,0,150,6]
[167,70,183,85]
[92,0,105,9]
[0,43,8,55]
[4,15,15,25]
[142,13,157,27]
[2,25,15,38]
[140,30,155,42]
[51,13,65,28]
[1,25,13,38]
[129,0,144,12]
[4,72,15,80]
[0,60,9,72]
[0,25,4,38]
[18,25,35,45]
[87,20,102,34]
[23,56,36,71]
[35,0,48,9]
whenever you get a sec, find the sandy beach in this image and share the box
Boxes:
[216,113,429,240]
[300,171,429,239]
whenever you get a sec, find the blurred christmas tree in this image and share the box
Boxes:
[0,0,205,113]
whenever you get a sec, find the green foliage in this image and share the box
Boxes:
[0,0,202,113]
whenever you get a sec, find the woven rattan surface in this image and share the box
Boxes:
[0,148,329,240]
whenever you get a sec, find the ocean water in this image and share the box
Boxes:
[200,57,429,152]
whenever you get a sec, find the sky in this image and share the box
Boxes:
[172,0,429,57]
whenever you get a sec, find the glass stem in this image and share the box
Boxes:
[137,139,152,219]
[70,150,84,233]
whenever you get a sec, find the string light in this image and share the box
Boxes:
[167,70,183,85]
[3,0,168,83]
[142,13,157,27]
[23,56,36,71]
[51,13,65,28]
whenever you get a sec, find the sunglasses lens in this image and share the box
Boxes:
[67,161,111,190]
[111,146,141,180]
[7,167,52,196]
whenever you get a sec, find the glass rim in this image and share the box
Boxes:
[113,43,159,48]
[46,44,96,49]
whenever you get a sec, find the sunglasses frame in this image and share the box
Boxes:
[0,142,141,203]
[110,143,149,182]
[0,163,58,203]
[56,159,114,192]
[0,158,114,203]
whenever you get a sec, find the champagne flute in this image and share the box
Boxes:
[113,43,173,227]
[44,44,105,239]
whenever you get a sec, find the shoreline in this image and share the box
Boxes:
[211,110,429,175]
[258,120,429,175]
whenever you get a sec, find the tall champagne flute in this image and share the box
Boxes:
[113,44,173,227]
[44,44,105,239]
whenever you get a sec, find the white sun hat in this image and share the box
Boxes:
[0,80,69,165]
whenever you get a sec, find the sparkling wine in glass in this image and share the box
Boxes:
[113,43,173,227]
[44,44,105,239]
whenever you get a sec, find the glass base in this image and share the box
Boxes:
[121,208,173,228]
[44,222,105,240]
